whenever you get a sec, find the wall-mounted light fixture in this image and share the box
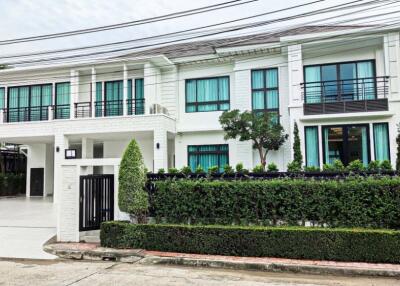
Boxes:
[56,146,60,153]
[156,143,160,149]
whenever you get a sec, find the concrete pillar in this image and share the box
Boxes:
[82,137,93,159]
[153,128,168,172]
[70,70,79,119]
[144,63,160,114]
[91,67,96,118]
[57,165,79,242]
[384,32,400,99]
[287,44,303,104]
[123,64,128,116]
[53,133,69,204]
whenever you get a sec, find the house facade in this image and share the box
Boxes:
[0,25,398,206]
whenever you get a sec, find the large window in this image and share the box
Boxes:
[304,60,375,103]
[104,80,123,116]
[0,87,4,109]
[188,144,229,172]
[185,76,230,112]
[373,123,390,162]
[55,82,70,119]
[8,84,52,122]
[134,78,144,115]
[251,68,279,118]
[322,124,370,166]
[305,126,319,167]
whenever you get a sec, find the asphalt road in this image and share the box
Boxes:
[0,260,399,286]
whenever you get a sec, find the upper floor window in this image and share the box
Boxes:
[304,60,375,103]
[0,87,4,109]
[251,68,279,118]
[185,76,230,112]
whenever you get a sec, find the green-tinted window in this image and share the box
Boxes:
[305,126,319,167]
[185,77,230,112]
[0,87,4,109]
[104,80,123,116]
[135,78,144,115]
[251,68,279,117]
[55,82,70,119]
[373,123,390,162]
[95,82,102,117]
[188,144,229,172]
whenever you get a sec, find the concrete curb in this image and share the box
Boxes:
[44,244,400,278]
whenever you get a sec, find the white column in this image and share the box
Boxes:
[82,137,93,159]
[318,125,324,169]
[288,44,303,104]
[369,123,375,161]
[144,63,159,114]
[70,70,79,119]
[53,133,69,204]
[153,128,168,172]
[123,64,128,116]
[91,67,96,118]
[384,32,400,99]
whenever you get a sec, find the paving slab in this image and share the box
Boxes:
[0,197,57,259]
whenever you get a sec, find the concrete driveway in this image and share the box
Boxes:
[0,197,57,259]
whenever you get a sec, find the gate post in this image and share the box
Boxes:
[57,165,80,242]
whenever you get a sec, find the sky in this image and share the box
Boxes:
[0,0,398,64]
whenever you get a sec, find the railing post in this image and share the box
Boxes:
[0,109,4,124]
[48,106,52,121]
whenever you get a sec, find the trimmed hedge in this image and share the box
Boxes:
[101,222,400,264]
[149,177,400,228]
[0,174,25,196]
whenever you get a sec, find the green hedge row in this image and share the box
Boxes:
[101,222,400,264]
[150,177,400,228]
[0,174,25,196]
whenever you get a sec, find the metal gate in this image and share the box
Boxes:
[79,174,114,231]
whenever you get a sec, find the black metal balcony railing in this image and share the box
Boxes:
[74,102,91,118]
[301,76,389,115]
[3,106,49,123]
[95,100,123,117]
[53,104,70,120]
[127,98,145,115]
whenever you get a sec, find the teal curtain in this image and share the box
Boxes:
[8,87,18,122]
[252,70,264,110]
[374,123,390,161]
[357,61,374,100]
[30,85,42,121]
[19,87,29,122]
[323,128,331,164]
[266,90,278,109]
[305,126,319,167]
[304,66,321,103]
[42,85,52,120]
[252,69,279,111]
[105,81,123,116]
[0,88,5,109]
[135,78,144,115]
[56,82,70,119]
[266,69,278,88]
[95,82,102,117]
[188,145,229,172]
[361,126,368,166]
[186,77,229,112]
[127,79,133,115]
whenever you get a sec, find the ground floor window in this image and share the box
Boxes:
[305,126,319,167]
[322,124,370,166]
[373,123,390,161]
[188,144,229,172]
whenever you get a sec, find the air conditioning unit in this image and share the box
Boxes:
[150,104,169,115]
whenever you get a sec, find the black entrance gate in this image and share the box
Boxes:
[79,174,114,231]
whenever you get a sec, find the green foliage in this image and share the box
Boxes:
[292,122,303,167]
[101,222,400,264]
[118,139,149,223]
[323,159,345,172]
[219,110,288,169]
[168,168,179,174]
[252,164,264,173]
[0,174,25,196]
[397,124,400,171]
[235,163,249,174]
[223,164,234,175]
[368,160,381,172]
[287,161,301,172]
[157,168,165,174]
[195,165,205,174]
[180,166,192,176]
[150,177,400,228]
[267,162,278,172]
[304,166,320,172]
[207,165,219,175]
[381,160,393,171]
[346,160,365,172]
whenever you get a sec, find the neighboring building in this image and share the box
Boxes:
[0,25,398,203]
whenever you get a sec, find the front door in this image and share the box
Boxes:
[30,168,44,196]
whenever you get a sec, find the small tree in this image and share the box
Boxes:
[292,122,303,168]
[118,139,149,223]
[397,124,400,171]
[219,110,288,170]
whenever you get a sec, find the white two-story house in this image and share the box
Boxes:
[0,25,399,205]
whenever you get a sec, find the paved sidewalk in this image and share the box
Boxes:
[44,242,400,278]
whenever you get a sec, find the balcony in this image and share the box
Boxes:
[1,99,145,123]
[301,76,389,115]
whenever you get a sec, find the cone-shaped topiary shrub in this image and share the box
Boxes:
[118,139,149,223]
